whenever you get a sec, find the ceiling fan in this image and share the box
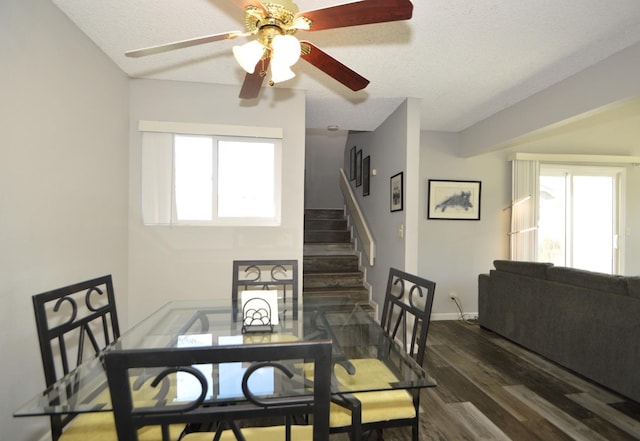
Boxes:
[125,0,413,99]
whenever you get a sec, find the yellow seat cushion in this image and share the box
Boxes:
[59,412,185,441]
[242,333,298,344]
[183,425,314,441]
[60,376,184,441]
[306,358,416,428]
[329,390,415,427]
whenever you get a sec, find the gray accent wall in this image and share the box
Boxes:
[343,100,422,308]
[304,130,348,209]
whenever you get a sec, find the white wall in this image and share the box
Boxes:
[0,1,129,440]
[128,79,306,324]
[304,130,348,209]
[418,133,510,319]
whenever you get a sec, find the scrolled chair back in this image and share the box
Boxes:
[105,340,332,441]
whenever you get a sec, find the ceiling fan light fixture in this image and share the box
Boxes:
[271,34,301,67]
[233,40,265,73]
[270,59,296,84]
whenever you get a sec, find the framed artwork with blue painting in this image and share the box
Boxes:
[428,179,481,220]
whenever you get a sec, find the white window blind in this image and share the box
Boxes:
[142,132,173,225]
[509,159,539,261]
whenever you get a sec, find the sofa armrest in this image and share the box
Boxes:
[477,273,490,327]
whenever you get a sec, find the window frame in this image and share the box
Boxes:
[140,121,283,227]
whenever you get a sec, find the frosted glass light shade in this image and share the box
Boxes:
[271,34,301,67]
[270,60,296,84]
[233,40,265,73]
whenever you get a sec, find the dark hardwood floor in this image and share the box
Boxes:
[334,320,640,441]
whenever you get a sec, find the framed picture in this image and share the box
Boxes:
[349,146,356,181]
[355,149,363,187]
[390,172,403,212]
[363,156,370,196]
[428,179,481,220]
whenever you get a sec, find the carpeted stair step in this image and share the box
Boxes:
[303,272,364,289]
[304,255,359,273]
[304,230,352,243]
[304,243,356,255]
[304,208,345,220]
[304,218,348,231]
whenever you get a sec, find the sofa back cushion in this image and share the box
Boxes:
[546,266,627,295]
[493,260,552,279]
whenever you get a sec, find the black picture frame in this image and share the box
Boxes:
[363,156,370,196]
[355,149,363,187]
[390,172,403,212]
[427,179,482,220]
[349,146,356,181]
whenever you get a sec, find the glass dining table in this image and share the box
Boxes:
[14,296,436,418]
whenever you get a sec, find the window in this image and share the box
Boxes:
[538,164,623,274]
[510,154,628,275]
[141,121,282,226]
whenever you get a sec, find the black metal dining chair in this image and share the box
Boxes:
[31,275,184,441]
[232,259,299,323]
[32,275,121,441]
[105,340,332,441]
[329,268,436,441]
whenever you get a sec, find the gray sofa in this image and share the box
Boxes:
[478,260,640,403]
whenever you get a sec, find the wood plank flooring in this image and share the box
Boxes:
[333,320,640,441]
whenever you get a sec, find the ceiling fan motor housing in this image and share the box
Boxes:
[244,2,300,36]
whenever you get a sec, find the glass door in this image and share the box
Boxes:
[538,164,623,274]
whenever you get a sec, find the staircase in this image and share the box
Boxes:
[303,209,371,309]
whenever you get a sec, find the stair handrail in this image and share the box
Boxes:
[339,168,375,266]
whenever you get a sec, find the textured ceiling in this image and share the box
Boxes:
[52,0,640,132]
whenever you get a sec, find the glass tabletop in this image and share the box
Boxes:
[14,297,436,417]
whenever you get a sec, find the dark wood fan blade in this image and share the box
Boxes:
[297,0,413,31]
[239,58,270,99]
[125,32,237,58]
[300,42,369,91]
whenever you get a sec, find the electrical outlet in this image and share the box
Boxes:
[449,290,457,301]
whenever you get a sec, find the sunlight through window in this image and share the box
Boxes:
[218,141,275,218]
[174,135,213,221]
